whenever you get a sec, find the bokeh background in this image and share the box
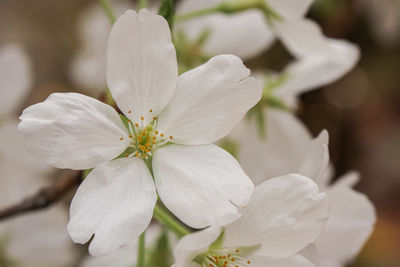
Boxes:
[0,0,399,266]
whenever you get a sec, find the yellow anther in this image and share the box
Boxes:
[120,137,124,141]
[160,133,164,137]
[149,109,152,113]
[169,136,173,140]
[135,123,139,127]
[140,116,144,121]
[128,110,132,114]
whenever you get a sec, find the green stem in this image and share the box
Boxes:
[138,0,148,10]
[98,0,116,24]
[175,0,282,23]
[153,204,191,238]
[137,232,145,267]
[175,6,220,23]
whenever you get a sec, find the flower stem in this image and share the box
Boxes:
[137,232,145,267]
[153,204,191,238]
[175,6,220,23]
[98,0,116,23]
[174,0,282,23]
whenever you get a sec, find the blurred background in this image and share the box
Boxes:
[0,0,399,266]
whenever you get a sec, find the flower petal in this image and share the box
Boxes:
[231,109,312,186]
[67,158,157,256]
[224,174,329,259]
[0,43,31,115]
[153,144,254,229]
[106,9,177,124]
[176,0,274,59]
[173,226,221,267]
[18,93,129,170]
[302,172,376,266]
[297,130,330,185]
[275,20,359,96]
[157,55,262,145]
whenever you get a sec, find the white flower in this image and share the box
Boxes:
[173,174,329,267]
[0,43,31,118]
[232,109,376,266]
[0,121,76,267]
[176,0,359,91]
[19,9,261,256]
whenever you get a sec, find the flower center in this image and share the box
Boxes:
[196,247,251,267]
[120,109,172,159]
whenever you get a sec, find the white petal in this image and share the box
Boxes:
[0,43,31,115]
[67,158,157,256]
[106,9,177,124]
[18,93,129,170]
[231,109,312,186]
[176,0,274,59]
[297,130,330,185]
[268,0,313,20]
[153,144,254,228]
[224,174,329,259]
[157,55,262,145]
[303,172,376,265]
[173,226,221,267]
[248,254,315,267]
[275,20,359,96]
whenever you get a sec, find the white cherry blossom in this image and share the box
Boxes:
[19,9,261,256]
[173,174,329,267]
[232,109,376,267]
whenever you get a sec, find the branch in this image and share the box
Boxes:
[0,171,82,221]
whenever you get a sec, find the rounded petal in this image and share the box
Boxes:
[153,144,254,229]
[67,158,157,256]
[106,9,178,124]
[224,174,329,259]
[176,0,274,59]
[0,43,31,115]
[275,20,360,96]
[303,173,376,266]
[157,55,262,145]
[231,109,312,186]
[18,93,129,170]
[173,226,221,267]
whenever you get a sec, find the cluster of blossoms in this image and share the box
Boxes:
[0,0,376,266]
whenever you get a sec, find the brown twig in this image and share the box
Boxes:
[0,171,82,221]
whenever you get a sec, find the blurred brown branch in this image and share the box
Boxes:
[0,171,82,221]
